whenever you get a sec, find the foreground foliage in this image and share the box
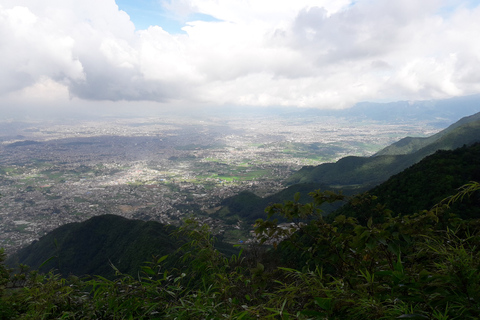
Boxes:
[1,182,480,319]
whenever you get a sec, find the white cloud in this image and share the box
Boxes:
[4,77,70,105]
[1,0,480,110]
[0,5,84,94]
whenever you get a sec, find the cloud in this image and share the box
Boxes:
[0,5,84,94]
[1,0,480,110]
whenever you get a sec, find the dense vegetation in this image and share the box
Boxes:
[1,178,480,319]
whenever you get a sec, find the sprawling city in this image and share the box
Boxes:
[0,112,438,253]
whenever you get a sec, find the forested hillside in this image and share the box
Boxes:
[214,182,353,223]
[6,215,181,278]
[371,143,480,217]
[332,143,480,223]
[287,111,480,188]
[6,214,238,279]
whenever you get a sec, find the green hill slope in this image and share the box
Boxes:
[219,112,480,223]
[214,182,365,223]
[375,111,480,156]
[286,111,480,189]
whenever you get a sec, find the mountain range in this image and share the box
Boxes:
[310,94,480,126]
[286,111,480,188]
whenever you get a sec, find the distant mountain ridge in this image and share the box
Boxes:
[344,94,480,123]
[374,111,480,156]
[286,111,480,189]
[283,94,479,127]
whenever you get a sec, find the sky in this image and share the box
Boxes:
[1,0,480,114]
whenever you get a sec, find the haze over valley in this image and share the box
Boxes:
[0,106,447,253]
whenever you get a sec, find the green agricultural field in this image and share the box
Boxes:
[200,168,269,182]
[0,166,25,176]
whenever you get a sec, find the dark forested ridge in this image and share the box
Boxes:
[6,215,237,280]
[214,182,356,223]
[6,215,182,278]
[372,143,480,216]
[330,142,480,224]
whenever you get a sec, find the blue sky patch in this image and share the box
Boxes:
[115,0,220,33]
